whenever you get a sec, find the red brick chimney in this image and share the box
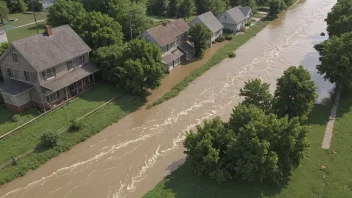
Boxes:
[45,25,52,36]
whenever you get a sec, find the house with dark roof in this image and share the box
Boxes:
[0,25,99,112]
[140,19,194,71]
[217,6,253,33]
[189,11,224,43]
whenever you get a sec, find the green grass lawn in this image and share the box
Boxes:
[144,92,352,198]
[6,21,46,42]
[148,17,274,108]
[2,12,47,29]
[0,106,40,136]
[0,84,120,166]
[0,86,145,184]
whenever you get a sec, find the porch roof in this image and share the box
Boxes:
[162,49,185,64]
[41,63,99,92]
[0,79,33,96]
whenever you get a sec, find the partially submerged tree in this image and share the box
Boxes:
[315,32,352,89]
[188,23,212,58]
[71,11,124,50]
[274,66,317,121]
[325,0,352,37]
[240,79,273,113]
[115,39,165,93]
[47,0,86,27]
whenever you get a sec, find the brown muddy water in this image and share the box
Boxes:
[0,0,336,197]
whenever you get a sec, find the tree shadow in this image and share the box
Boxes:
[334,88,352,119]
[159,160,289,198]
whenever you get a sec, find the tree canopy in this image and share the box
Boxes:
[71,11,124,50]
[185,105,311,183]
[315,32,352,88]
[268,0,287,16]
[274,66,317,121]
[239,78,272,113]
[0,1,9,24]
[188,23,212,58]
[0,42,10,56]
[47,0,86,27]
[109,0,151,40]
[325,0,352,37]
[80,0,110,14]
[6,0,26,13]
[195,0,228,15]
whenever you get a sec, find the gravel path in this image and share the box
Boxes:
[321,90,341,149]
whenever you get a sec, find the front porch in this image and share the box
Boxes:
[42,75,95,108]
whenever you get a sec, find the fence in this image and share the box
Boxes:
[0,93,125,170]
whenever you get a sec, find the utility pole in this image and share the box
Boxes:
[32,0,39,34]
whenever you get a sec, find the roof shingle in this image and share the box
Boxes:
[191,11,224,33]
[144,19,190,46]
[12,25,91,72]
[226,7,246,24]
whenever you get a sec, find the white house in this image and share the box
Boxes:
[217,6,253,33]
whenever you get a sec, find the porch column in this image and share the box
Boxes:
[82,79,85,92]
[40,91,47,112]
[65,86,68,100]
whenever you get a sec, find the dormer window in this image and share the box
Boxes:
[12,52,19,63]
[67,60,73,71]
[224,15,227,19]
[42,68,56,80]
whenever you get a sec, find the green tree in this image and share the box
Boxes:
[92,44,123,82]
[71,11,123,50]
[227,105,310,182]
[179,0,196,19]
[40,131,59,148]
[268,0,286,16]
[325,0,352,37]
[239,79,273,113]
[0,1,9,24]
[24,0,42,12]
[109,0,151,40]
[80,0,110,14]
[314,32,352,88]
[148,0,169,16]
[188,23,212,57]
[273,66,317,121]
[6,0,26,13]
[0,42,10,56]
[115,39,165,93]
[47,0,86,27]
[184,117,234,183]
[195,0,228,15]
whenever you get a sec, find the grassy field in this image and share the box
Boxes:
[144,92,352,198]
[148,16,272,108]
[0,86,145,184]
[0,106,40,136]
[0,84,120,166]
[6,21,46,42]
[4,12,47,27]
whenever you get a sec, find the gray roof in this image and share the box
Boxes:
[0,79,33,95]
[178,42,194,55]
[226,7,246,24]
[239,6,252,17]
[144,19,190,46]
[12,25,91,72]
[41,63,99,92]
[193,11,223,33]
[162,49,184,64]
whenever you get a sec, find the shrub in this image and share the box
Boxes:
[12,114,20,123]
[225,36,233,40]
[40,131,59,148]
[245,22,251,26]
[215,36,225,42]
[69,119,85,131]
[228,52,236,58]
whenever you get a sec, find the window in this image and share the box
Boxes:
[224,15,227,19]
[12,52,19,63]
[6,68,12,78]
[42,68,56,81]
[77,56,83,66]
[67,60,73,71]
[56,91,60,99]
[24,71,31,81]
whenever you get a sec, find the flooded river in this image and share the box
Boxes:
[0,0,336,197]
